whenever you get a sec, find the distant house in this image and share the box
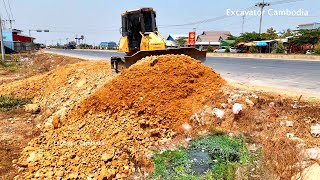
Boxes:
[100,42,117,49]
[1,29,35,53]
[297,22,320,30]
[195,31,231,48]
[166,35,188,47]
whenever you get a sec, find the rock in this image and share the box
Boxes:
[269,102,275,108]
[245,99,254,107]
[55,170,64,177]
[68,173,78,179]
[232,103,243,114]
[220,103,228,109]
[76,79,87,87]
[247,144,260,152]
[291,163,320,180]
[229,94,241,102]
[311,124,320,138]
[286,121,294,127]
[182,123,192,132]
[12,159,17,164]
[52,115,61,129]
[190,113,200,124]
[100,168,116,179]
[101,150,115,162]
[27,151,38,162]
[24,104,40,114]
[286,133,295,138]
[212,108,224,119]
[304,148,320,160]
[149,128,160,136]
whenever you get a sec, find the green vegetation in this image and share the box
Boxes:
[79,43,93,49]
[175,37,188,46]
[249,46,257,53]
[225,47,230,53]
[207,46,213,52]
[275,43,286,54]
[314,43,320,54]
[152,135,252,180]
[280,29,294,38]
[0,95,31,111]
[0,61,20,72]
[291,29,320,47]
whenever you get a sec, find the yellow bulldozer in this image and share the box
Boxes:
[111,8,206,72]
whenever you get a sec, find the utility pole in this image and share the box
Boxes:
[256,0,270,34]
[6,20,15,29]
[0,16,5,62]
[241,15,245,34]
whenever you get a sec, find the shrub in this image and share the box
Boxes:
[0,95,31,111]
[314,48,320,54]
[275,43,286,54]
[207,46,213,52]
[249,46,257,53]
[225,47,230,53]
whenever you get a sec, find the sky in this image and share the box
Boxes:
[1,0,319,45]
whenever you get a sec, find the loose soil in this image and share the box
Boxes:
[0,53,319,180]
[0,53,84,85]
[0,53,112,179]
[15,55,226,179]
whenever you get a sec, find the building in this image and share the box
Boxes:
[195,31,231,48]
[1,29,35,53]
[99,42,117,49]
[166,35,188,47]
[297,22,320,30]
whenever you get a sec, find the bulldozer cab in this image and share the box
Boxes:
[121,8,157,52]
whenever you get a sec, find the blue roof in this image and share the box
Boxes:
[255,42,268,47]
[167,35,174,41]
[100,42,110,45]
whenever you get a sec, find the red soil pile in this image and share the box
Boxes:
[78,54,225,130]
[17,55,225,179]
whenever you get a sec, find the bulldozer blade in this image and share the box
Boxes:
[124,47,206,68]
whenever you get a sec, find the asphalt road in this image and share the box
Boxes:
[46,49,320,96]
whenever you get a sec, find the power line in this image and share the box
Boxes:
[2,0,11,20]
[7,0,14,20]
[158,0,304,29]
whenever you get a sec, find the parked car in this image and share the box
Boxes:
[214,47,238,53]
[305,50,314,54]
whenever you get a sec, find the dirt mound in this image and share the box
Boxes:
[16,55,225,179]
[0,53,84,85]
[0,60,112,125]
[81,55,225,130]
[24,53,84,74]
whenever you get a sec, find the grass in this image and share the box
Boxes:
[0,61,21,73]
[151,134,252,180]
[0,95,31,111]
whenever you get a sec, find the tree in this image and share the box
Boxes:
[315,43,320,54]
[175,37,188,46]
[79,43,93,49]
[264,27,278,39]
[275,43,286,54]
[249,46,257,53]
[280,29,294,38]
[226,35,237,40]
[225,47,230,53]
[235,32,261,44]
[207,46,213,52]
[291,29,320,47]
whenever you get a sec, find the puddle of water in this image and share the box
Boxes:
[188,150,212,175]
